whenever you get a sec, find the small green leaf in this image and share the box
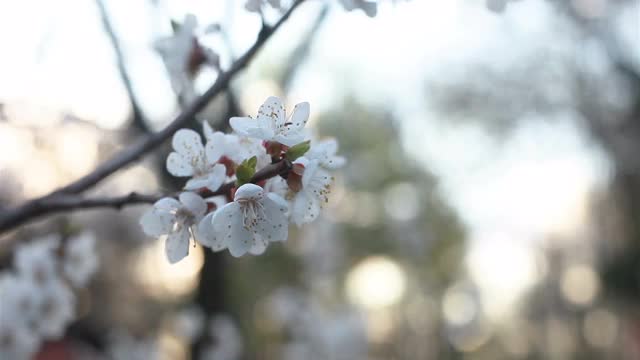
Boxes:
[236,156,257,186]
[247,156,257,169]
[285,140,311,161]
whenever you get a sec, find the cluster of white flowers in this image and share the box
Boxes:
[141,96,345,261]
[267,287,367,360]
[0,232,99,360]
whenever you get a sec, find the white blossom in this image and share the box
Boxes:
[63,231,99,287]
[33,280,75,339]
[306,138,346,170]
[108,331,160,360]
[338,0,377,17]
[0,275,40,360]
[14,235,60,285]
[0,306,38,360]
[166,129,226,192]
[202,315,243,360]
[230,96,310,147]
[203,121,270,174]
[289,157,333,226]
[154,14,219,99]
[140,192,207,263]
[198,183,288,257]
[245,0,282,13]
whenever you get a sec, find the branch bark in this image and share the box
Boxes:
[0,1,305,234]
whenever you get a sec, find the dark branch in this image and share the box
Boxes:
[0,160,291,230]
[0,1,305,235]
[95,0,152,133]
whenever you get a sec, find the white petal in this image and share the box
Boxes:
[167,152,195,176]
[273,133,306,147]
[287,102,309,130]
[202,120,216,141]
[172,129,205,159]
[140,209,174,236]
[185,169,225,193]
[213,202,255,257]
[234,183,264,201]
[291,192,320,226]
[230,117,274,140]
[257,96,285,128]
[249,236,268,255]
[258,194,289,242]
[166,228,191,263]
[227,220,254,257]
[205,132,226,163]
[179,192,207,217]
[196,213,225,251]
[204,164,226,191]
[154,197,182,211]
[326,156,346,169]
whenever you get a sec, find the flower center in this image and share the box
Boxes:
[238,199,265,230]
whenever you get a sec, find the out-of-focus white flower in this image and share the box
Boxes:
[171,306,205,343]
[198,183,288,257]
[306,138,346,170]
[0,312,38,360]
[289,157,332,226]
[34,280,75,339]
[109,330,160,360]
[230,96,310,147]
[155,14,219,99]
[14,235,60,285]
[202,315,243,360]
[167,129,227,192]
[245,0,282,13]
[0,275,40,360]
[140,192,207,263]
[63,232,99,287]
[486,0,519,13]
[338,0,377,17]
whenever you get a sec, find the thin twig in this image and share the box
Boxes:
[0,1,305,234]
[95,0,151,133]
[12,160,291,217]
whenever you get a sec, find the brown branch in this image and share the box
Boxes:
[0,160,291,228]
[0,1,305,235]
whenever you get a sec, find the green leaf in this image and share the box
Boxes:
[236,156,257,186]
[285,140,311,161]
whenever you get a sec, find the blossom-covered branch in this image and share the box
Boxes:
[0,0,306,235]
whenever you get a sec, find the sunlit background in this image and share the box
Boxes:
[0,0,639,358]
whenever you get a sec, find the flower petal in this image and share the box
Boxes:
[172,129,205,159]
[273,133,306,147]
[291,191,321,226]
[257,96,285,129]
[179,192,207,217]
[258,194,289,242]
[249,236,268,255]
[286,102,309,131]
[202,120,216,142]
[196,213,225,251]
[165,228,191,263]
[205,131,226,163]
[167,152,195,177]
[140,209,174,237]
[230,117,274,140]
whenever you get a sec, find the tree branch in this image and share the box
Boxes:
[95,0,152,133]
[0,160,291,230]
[0,1,305,234]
